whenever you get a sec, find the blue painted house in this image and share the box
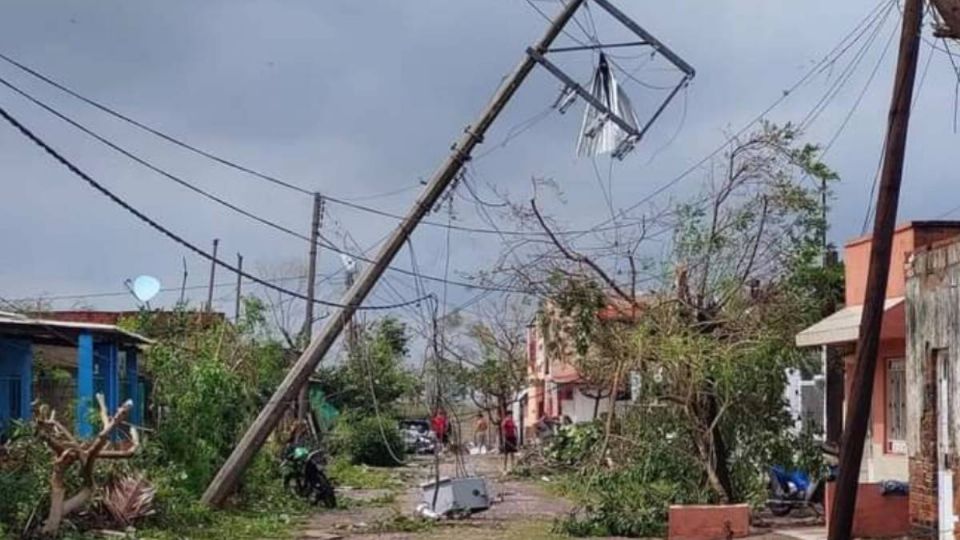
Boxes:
[0,311,151,438]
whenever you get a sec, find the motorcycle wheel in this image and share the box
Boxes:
[313,472,337,509]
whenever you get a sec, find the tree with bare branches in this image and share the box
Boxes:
[499,123,840,503]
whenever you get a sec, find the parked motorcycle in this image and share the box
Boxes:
[281,445,337,508]
[766,465,826,517]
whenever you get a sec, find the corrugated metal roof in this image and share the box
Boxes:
[0,313,152,345]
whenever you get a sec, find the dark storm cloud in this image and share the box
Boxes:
[1,0,957,316]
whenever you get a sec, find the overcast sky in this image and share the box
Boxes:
[1,0,959,332]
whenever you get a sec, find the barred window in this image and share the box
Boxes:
[886,358,906,453]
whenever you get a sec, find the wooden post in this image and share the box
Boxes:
[828,1,923,538]
[201,0,588,506]
[206,238,219,313]
[299,193,324,421]
[234,253,243,322]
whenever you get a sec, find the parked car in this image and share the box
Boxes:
[399,419,436,455]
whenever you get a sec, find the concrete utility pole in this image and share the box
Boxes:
[206,238,219,313]
[829,0,923,538]
[201,0,588,506]
[299,193,324,421]
[235,253,243,321]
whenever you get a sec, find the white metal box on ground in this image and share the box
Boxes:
[420,476,490,515]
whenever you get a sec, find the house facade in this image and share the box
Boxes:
[0,311,150,438]
[797,222,960,486]
[522,299,639,435]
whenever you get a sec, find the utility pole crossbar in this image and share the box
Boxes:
[201,0,589,506]
[528,48,642,139]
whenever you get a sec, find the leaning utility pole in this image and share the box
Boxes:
[829,0,923,538]
[201,0,589,506]
[206,238,219,313]
[299,193,325,421]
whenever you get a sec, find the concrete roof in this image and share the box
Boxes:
[795,297,904,348]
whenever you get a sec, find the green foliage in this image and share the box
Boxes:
[551,412,709,537]
[120,302,308,533]
[0,424,50,534]
[315,317,417,416]
[543,422,602,467]
[542,123,841,532]
[136,508,300,540]
[331,414,405,467]
[371,513,437,534]
[541,275,605,356]
[126,301,290,498]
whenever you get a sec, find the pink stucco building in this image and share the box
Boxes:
[799,222,960,482]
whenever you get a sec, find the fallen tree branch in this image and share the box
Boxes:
[34,394,140,535]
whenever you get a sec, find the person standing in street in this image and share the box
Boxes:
[473,411,489,453]
[431,408,449,452]
[500,412,518,473]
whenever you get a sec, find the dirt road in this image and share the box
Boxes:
[296,454,823,540]
[298,453,573,540]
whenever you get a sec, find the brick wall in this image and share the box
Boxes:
[910,351,938,538]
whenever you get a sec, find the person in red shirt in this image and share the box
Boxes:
[500,413,518,472]
[431,409,449,451]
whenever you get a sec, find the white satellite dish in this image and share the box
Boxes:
[131,275,162,303]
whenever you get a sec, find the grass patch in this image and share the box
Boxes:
[369,513,437,534]
[328,458,401,490]
[91,510,301,540]
[338,491,398,509]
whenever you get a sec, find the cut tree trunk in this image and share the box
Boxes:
[35,394,140,535]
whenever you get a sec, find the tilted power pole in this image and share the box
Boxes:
[828,0,923,538]
[201,0,589,506]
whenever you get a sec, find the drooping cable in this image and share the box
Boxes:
[0,102,431,311]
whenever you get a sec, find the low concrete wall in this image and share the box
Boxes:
[668,504,750,540]
[825,482,910,538]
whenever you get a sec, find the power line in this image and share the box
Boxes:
[0,102,432,312]
[569,0,897,240]
[799,0,897,132]
[0,50,632,240]
[8,270,347,304]
[0,76,543,297]
[0,74,314,241]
